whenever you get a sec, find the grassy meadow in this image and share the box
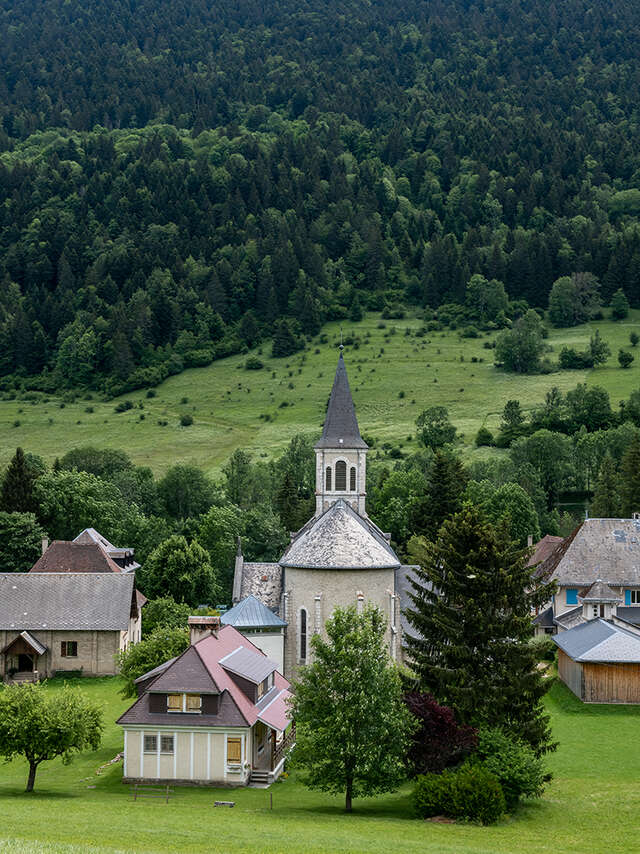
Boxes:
[1,675,639,854]
[2,311,640,477]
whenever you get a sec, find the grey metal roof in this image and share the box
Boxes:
[221,595,286,629]
[554,619,640,662]
[579,579,622,603]
[280,499,400,569]
[549,518,640,587]
[219,646,278,684]
[533,605,555,629]
[553,605,584,630]
[0,573,135,631]
[314,352,368,450]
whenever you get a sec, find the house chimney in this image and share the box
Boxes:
[231,538,244,604]
[188,615,220,645]
[527,534,533,548]
[41,537,49,555]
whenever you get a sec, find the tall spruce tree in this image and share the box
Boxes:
[405,505,554,755]
[590,453,621,517]
[620,434,640,516]
[0,448,36,513]
[410,450,468,539]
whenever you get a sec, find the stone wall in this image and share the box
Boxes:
[0,629,125,678]
[282,566,399,679]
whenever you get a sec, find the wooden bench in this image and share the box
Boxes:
[131,783,172,803]
[214,800,235,807]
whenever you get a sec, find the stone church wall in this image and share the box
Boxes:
[282,566,398,679]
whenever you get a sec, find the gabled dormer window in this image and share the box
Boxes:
[167,693,202,713]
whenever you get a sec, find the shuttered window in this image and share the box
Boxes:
[350,466,356,491]
[566,588,578,605]
[61,641,77,657]
[227,737,242,763]
[299,608,308,662]
[186,694,202,712]
[167,694,182,712]
[335,460,347,491]
[325,467,332,490]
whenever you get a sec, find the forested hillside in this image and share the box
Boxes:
[1,0,640,393]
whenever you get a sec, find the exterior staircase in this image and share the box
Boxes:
[249,769,271,786]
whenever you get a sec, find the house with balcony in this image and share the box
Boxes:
[117,616,294,787]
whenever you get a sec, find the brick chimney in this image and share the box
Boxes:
[188,615,220,645]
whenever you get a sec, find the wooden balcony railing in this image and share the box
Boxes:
[271,721,296,771]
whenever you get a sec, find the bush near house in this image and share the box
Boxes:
[474,728,548,810]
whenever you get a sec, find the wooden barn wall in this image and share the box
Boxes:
[583,662,640,704]
[558,649,584,699]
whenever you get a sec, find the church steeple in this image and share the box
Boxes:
[314,351,368,516]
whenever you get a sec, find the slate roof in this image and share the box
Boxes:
[533,605,555,629]
[119,625,292,732]
[221,595,286,629]
[280,499,400,569]
[30,541,123,574]
[220,646,279,684]
[0,573,136,631]
[527,534,563,568]
[554,605,584,631]
[1,629,48,655]
[544,519,640,587]
[554,618,640,663]
[74,528,140,571]
[579,579,622,603]
[615,607,640,626]
[314,352,368,450]
[147,646,219,694]
[238,562,282,610]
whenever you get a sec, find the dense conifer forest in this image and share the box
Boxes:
[1,0,640,392]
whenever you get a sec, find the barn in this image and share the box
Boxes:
[554,619,640,704]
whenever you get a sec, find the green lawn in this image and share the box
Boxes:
[1,676,639,853]
[2,312,640,477]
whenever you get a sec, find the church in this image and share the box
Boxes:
[232,349,417,679]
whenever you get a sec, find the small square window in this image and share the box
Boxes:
[144,734,157,753]
[160,735,174,754]
[167,694,182,712]
[185,694,202,713]
[61,641,78,658]
[566,588,578,605]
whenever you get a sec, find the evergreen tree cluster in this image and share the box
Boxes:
[1,0,640,390]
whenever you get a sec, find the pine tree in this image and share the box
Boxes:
[590,453,621,517]
[620,434,640,516]
[410,451,468,539]
[0,448,37,513]
[610,288,630,320]
[405,506,554,755]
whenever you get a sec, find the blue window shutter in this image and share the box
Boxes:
[567,588,578,605]
[626,589,631,606]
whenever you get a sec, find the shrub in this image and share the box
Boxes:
[451,764,506,824]
[475,728,547,811]
[114,399,134,413]
[146,389,157,398]
[630,332,639,348]
[475,427,494,447]
[245,356,264,370]
[413,765,505,825]
[529,633,555,659]
[618,349,634,369]
[405,692,477,775]
[461,325,480,338]
[179,413,194,427]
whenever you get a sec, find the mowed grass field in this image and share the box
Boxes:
[2,312,640,477]
[1,676,640,854]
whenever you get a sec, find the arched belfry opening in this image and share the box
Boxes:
[314,351,368,516]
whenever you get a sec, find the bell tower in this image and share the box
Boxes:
[314,349,368,517]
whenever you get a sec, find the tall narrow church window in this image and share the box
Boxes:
[335,460,347,491]
[325,466,332,491]
[299,608,308,662]
[350,467,356,491]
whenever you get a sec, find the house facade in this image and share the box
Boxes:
[0,572,141,681]
[118,618,294,786]
[220,594,287,673]
[232,350,416,679]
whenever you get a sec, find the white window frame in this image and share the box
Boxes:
[630,590,640,604]
[143,733,157,754]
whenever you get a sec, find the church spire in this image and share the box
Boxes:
[314,351,368,450]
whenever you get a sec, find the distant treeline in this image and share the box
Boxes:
[1,0,640,392]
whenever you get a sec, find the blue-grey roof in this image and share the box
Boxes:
[554,619,640,663]
[219,646,278,684]
[221,595,286,629]
[314,352,368,450]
